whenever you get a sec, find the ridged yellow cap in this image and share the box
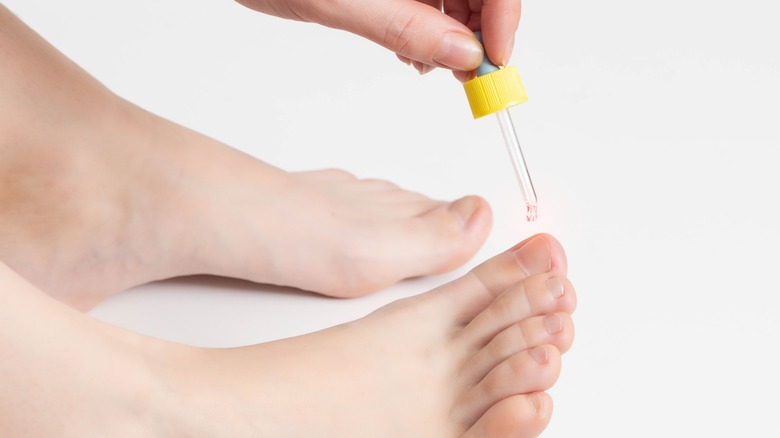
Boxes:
[463,66,528,119]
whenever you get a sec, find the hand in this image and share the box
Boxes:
[235,0,521,81]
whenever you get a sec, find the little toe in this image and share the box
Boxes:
[461,392,552,438]
[462,312,575,386]
[456,345,561,425]
[458,273,576,348]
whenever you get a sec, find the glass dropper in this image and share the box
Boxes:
[463,32,537,221]
[495,107,538,221]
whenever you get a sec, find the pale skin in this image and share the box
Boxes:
[0,3,493,310]
[0,3,575,437]
[235,0,522,79]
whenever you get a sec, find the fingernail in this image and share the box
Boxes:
[433,32,483,71]
[543,314,563,334]
[512,236,552,276]
[500,33,516,66]
[396,54,411,65]
[449,196,480,226]
[546,277,565,299]
[419,64,435,75]
[412,60,425,74]
[530,345,549,364]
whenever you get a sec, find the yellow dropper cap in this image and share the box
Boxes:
[463,65,528,119]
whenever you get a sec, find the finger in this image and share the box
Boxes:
[443,0,474,26]
[318,0,484,71]
[396,54,412,65]
[420,0,444,11]
[480,0,521,66]
[452,69,474,83]
[412,60,436,75]
[418,0,453,74]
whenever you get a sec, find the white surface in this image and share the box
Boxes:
[6,0,780,436]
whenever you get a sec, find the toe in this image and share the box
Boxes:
[440,234,567,324]
[461,392,552,438]
[459,272,576,347]
[461,312,575,386]
[456,345,561,425]
[446,196,485,229]
[401,195,492,277]
[328,196,491,296]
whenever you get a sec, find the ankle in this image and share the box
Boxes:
[150,345,261,437]
[102,331,207,436]
[0,95,182,307]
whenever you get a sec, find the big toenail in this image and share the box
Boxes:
[530,393,544,414]
[512,236,551,276]
[449,196,480,225]
[530,345,549,364]
[546,277,564,298]
[544,314,563,334]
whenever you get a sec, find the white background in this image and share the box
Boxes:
[6,0,780,436]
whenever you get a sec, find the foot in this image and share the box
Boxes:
[171,235,575,437]
[1,234,575,437]
[0,5,492,309]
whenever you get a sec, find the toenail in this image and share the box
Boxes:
[530,393,544,414]
[546,277,565,298]
[543,314,563,334]
[512,236,551,276]
[449,197,480,226]
[530,345,549,364]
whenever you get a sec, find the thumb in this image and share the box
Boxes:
[318,0,484,71]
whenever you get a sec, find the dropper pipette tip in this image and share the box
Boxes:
[526,203,538,222]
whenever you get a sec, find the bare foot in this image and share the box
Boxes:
[0,234,575,437]
[0,5,492,309]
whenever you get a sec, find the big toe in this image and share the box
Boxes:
[403,195,492,277]
[326,196,491,297]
